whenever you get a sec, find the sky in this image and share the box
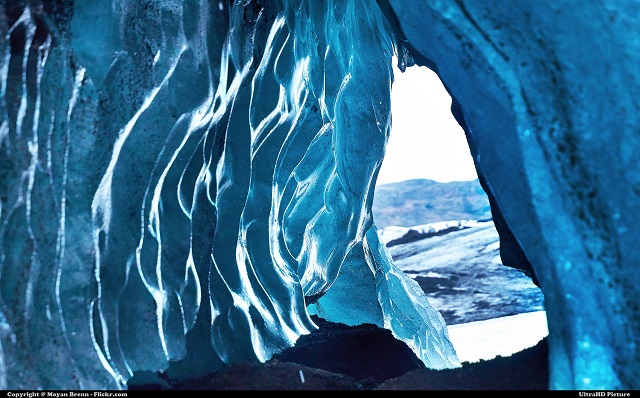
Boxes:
[375,59,479,186]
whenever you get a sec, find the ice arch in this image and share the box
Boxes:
[377,0,639,390]
[0,0,637,391]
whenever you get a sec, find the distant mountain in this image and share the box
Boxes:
[372,179,492,229]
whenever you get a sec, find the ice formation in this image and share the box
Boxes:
[0,0,458,390]
[378,0,640,390]
[0,0,638,391]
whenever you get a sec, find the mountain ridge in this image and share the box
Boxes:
[373,178,491,229]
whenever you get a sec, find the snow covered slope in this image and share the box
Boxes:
[379,220,545,325]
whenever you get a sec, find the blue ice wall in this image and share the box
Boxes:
[380,0,640,390]
[0,0,458,389]
[2,0,638,391]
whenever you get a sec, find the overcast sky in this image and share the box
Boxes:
[376,59,478,186]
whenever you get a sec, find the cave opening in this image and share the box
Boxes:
[372,57,548,364]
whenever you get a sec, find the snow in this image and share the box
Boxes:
[377,219,485,245]
[447,311,549,363]
[383,220,544,325]
[377,226,413,244]
[379,219,547,361]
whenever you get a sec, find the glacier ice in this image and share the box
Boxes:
[0,0,458,390]
[1,0,638,391]
[380,0,640,390]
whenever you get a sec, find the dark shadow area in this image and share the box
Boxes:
[128,316,548,390]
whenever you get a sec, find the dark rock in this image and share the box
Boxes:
[387,224,472,248]
[172,360,361,390]
[159,317,549,391]
[376,338,549,390]
[273,315,426,388]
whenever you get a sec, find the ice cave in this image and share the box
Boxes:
[0,0,638,391]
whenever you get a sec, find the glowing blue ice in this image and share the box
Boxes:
[382,0,640,390]
[1,0,638,391]
[0,0,458,389]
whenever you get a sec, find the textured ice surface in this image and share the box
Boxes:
[380,0,640,390]
[2,0,638,391]
[0,0,458,389]
[309,226,460,370]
